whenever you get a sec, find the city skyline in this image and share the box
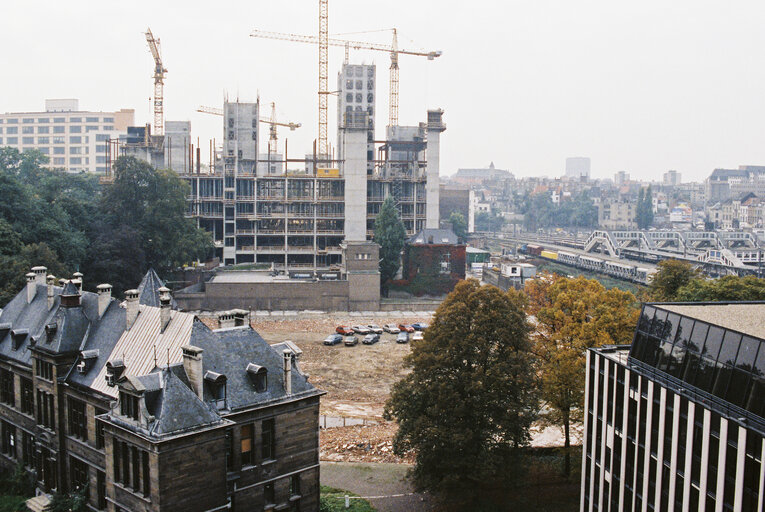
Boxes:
[2,1,765,182]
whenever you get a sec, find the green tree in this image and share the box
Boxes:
[525,274,639,477]
[385,280,538,499]
[644,186,654,227]
[373,197,406,289]
[101,157,213,271]
[476,207,505,232]
[45,485,88,512]
[448,211,467,240]
[648,259,700,301]
[674,274,765,302]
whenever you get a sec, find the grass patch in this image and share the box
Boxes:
[0,495,28,512]
[320,485,376,512]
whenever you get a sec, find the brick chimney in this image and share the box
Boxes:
[217,311,235,329]
[25,273,36,304]
[97,284,112,318]
[46,275,56,309]
[283,350,292,395]
[125,289,139,330]
[181,345,204,399]
[159,287,171,333]
[31,266,47,286]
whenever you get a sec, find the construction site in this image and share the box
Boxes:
[104,4,446,277]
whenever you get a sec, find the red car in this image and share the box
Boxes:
[336,325,354,336]
[398,324,415,333]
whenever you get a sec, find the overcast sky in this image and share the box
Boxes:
[3,1,765,182]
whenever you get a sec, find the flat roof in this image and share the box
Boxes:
[656,303,765,340]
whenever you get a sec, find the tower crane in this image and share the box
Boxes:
[250,27,441,134]
[196,104,301,154]
[145,28,167,136]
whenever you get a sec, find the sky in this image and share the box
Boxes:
[2,0,765,182]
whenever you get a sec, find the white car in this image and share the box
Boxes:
[383,324,400,334]
[412,331,424,342]
[367,324,384,334]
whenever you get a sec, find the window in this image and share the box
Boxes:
[86,117,99,122]
[225,429,235,471]
[69,157,81,165]
[95,409,106,448]
[262,418,275,461]
[86,126,99,132]
[6,127,17,134]
[346,93,353,103]
[96,134,109,142]
[113,440,150,496]
[97,470,106,509]
[119,392,139,420]
[6,119,18,124]
[20,378,33,415]
[53,117,65,123]
[53,126,65,133]
[6,137,17,145]
[22,126,34,134]
[0,369,14,406]
[69,126,81,133]
[1,421,15,458]
[69,117,81,123]
[53,147,65,155]
[264,483,275,505]
[70,146,81,155]
[36,390,55,430]
[70,136,81,144]
[38,137,49,145]
[68,398,87,441]
[355,93,362,103]
[38,126,49,134]
[52,136,64,144]
[70,457,89,496]
[103,117,114,123]
[36,359,53,381]
[21,432,35,468]
[38,118,49,124]
[22,137,34,145]
[291,474,301,496]
[53,158,65,166]
[241,424,253,466]
[355,80,362,89]
[22,118,33,124]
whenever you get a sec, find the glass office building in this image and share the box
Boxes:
[582,303,764,512]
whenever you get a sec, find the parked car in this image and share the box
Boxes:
[412,331,424,342]
[344,336,359,347]
[383,324,400,334]
[336,325,354,336]
[367,324,384,334]
[362,333,380,345]
[352,325,371,335]
[411,322,429,331]
[396,331,409,344]
[399,324,415,333]
[323,334,343,346]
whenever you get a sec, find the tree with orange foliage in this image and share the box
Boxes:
[525,274,639,477]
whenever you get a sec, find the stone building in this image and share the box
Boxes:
[0,267,322,511]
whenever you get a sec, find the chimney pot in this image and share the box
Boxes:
[159,288,171,333]
[125,289,139,330]
[25,273,36,304]
[31,266,47,286]
[97,284,112,318]
[283,349,292,395]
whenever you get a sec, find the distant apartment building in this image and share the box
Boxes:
[598,201,637,229]
[566,157,591,179]
[582,302,765,512]
[663,170,681,186]
[614,171,631,186]
[707,192,765,229]
[0,99,134,173]
[706,165,765,203]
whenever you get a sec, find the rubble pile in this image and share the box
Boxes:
[320,422,414,464]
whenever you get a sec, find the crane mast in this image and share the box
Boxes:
[318,0,329,161]
[145,28,167,136]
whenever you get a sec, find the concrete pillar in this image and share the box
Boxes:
[340,115,368,242]
[425,109,446,229]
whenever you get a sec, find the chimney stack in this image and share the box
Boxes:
[46,275,56,309]
[181,346,204,399]
[125,289,139,330]
[217,311,235,329]
[25,273,36,304]
[72,272,83,293]
[97,284,112,318]
[32,266,47,286]
[283,349,292,395]
[159,287,171,333]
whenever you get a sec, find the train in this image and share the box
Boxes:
[520,245,657,285]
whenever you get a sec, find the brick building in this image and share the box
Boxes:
[398,229,466,295]
[0,267,322,511]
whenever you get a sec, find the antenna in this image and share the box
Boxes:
[153,344,157,368]
[166,348,170,368]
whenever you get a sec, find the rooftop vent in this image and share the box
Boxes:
[77,349,99,374]
[11,329,28,350]
[246,363,267,393]
[105,359,126,387]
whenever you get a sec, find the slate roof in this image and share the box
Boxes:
[137,268,177,308]
[409,228,459,245]
[709,168,749,180]
[189,320,320,412]
[137,366,222,436]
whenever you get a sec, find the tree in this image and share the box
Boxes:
[100,157,213,271]
[373,197,406,289]
[674,274,765,302]
[525,274,639,477]
[475,207,505,233]
[636,186,655,229]
[385,280,538,499]
[648,259,700,301]
[45,485,88,512]
[448,211,467,241]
